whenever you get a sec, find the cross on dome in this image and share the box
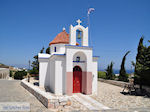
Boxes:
[76,19,82,25]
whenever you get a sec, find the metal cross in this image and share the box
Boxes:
[77,19,82,25]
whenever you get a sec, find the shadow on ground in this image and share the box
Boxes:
[120,88,150,98]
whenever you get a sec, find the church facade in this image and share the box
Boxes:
[38,20,98,95]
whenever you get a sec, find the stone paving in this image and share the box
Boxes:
[1,79,150,112]
[0,79,51,112]
[0,79,88,112]
[91,81,150,110]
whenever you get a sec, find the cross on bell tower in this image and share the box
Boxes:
[76,19,82,25]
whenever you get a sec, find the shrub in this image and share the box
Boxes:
[9,70,13,77]
[105,62,115,80]
[14,70,27,80]
[29,68,38,74]
[98,71,106,79]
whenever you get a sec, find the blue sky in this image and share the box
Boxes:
[0,0,150,71]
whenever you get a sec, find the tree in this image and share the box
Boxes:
[30,47,44,74]
[46,47,50,54]
[135,37,145,89]
[14,70,27,80]
[135,37,150,88]
[105,62,114,80]
[119,51,130,82]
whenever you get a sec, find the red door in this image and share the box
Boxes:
[73,66,82,93]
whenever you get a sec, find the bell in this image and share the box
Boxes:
[77,33,81,39]
[77,30,82,39]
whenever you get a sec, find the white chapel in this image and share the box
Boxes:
[38,19,98,95]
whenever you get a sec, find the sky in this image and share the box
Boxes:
[0,0,150,71]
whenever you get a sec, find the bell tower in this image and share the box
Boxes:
[69,19,89,46]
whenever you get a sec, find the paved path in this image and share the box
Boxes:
[92,81,150,111]
[73,93,110,111]
[0,79,51,112]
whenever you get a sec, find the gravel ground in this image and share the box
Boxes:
[91,81,150,109]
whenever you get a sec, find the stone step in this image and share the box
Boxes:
[77,93,110,110]
[73,93,110,111]
[73,94,98,110]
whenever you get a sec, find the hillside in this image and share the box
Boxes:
[0,63,9,68]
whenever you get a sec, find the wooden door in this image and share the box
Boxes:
[73,66,82,93]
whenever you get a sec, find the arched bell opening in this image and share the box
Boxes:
[76,28,83,46]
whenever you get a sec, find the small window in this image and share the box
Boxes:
[54,47,56,52]
[76,56,80,62]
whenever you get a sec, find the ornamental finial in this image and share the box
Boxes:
[63,27,66,31]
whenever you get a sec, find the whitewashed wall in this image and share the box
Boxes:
[92,57,98,95]
[49,55,66,95]
[66,46,92,72]
[73,51,87,71]
[38,53,50,87]
[50,44,66,55]
[49,56,55,93]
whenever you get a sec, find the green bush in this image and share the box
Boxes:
[29,67,39,74]
[98,71,106,79]
[118,73,129,82]
[9,70,13,77]
[14,70,27,80]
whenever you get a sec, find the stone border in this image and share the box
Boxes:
[98,78,129,88]
[98,78,150,95]
[21,79,71,109]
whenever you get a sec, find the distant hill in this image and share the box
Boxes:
[0,63,9,68]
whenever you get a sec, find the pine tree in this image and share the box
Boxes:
[119,51,130,82]
[144,45,150,86]
[46,47,50,54]
[105,62,114,80]
[135,37,150,88]
[135,37,145,89]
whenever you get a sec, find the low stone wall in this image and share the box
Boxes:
[98,78,129,88]
[98,78,150,94]
[21,79,71,109]
[0,68,9,79]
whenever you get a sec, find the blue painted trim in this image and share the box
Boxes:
[73,61,86,63]
[53,54,66,56]
[93,56,100,58]
[39,57,49,59]
[65,45,93,48]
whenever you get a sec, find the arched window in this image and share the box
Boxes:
[54,47,56,52]
[76,56,80,62]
